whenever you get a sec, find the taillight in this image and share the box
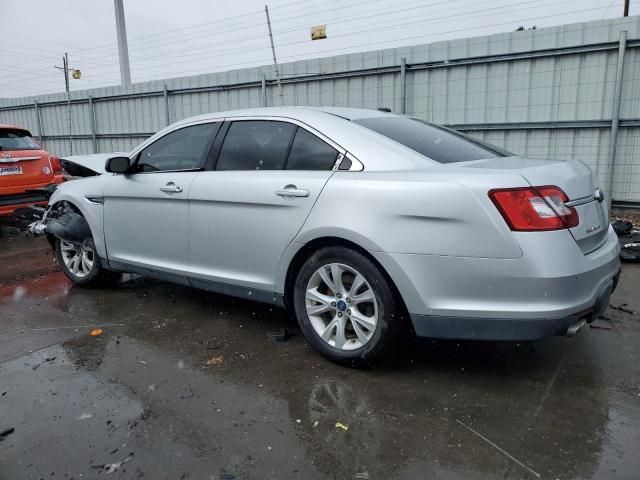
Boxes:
[49,155,63,174]
[489,186,578,231]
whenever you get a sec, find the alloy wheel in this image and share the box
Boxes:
[60,240,95,278]
[305,263,378,350]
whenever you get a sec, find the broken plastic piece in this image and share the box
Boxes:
[612,220,633,236]
[47,210,92,243]
[335,422,349,431]
[620,242,640,262]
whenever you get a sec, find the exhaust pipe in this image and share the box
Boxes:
[565,319,587,337]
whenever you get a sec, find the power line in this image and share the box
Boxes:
[0,1,615,95]
[70,0,572,74]
[66,0,321,57]
[66,0,527,69]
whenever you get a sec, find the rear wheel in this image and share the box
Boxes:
[293,246,401,367]
[54,238,120,287]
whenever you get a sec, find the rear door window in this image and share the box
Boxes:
[216,121,296,171]
[285,128,339,170]
[353,117,508,163]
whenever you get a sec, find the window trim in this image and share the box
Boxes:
[212,119,297,172]
[128,120,222,174]
[205,116,362,172]
[283,126,342,171]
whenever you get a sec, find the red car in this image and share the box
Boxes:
[0,124,63,223]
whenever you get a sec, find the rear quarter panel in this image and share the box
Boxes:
[295,170,527,258]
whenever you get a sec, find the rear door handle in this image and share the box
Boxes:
[275,185,310,198]
[159,182,183,193]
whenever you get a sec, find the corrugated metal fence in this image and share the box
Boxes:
[1,16,640,204]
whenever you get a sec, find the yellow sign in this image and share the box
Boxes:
[311,25,327,40]
[72,69,81,79]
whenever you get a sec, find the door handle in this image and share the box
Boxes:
[159,182,183,193]
[275,185,309,198]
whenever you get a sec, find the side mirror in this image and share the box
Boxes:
[105,156,131,174]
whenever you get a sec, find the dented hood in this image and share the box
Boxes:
[60,153,126,177]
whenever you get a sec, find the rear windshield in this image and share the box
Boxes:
[353,117,509,163]
[0,128,40,151]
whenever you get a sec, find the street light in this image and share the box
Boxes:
[54,53,81,155]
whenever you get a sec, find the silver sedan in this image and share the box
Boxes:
[34,107,621,366]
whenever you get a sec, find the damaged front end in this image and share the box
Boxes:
[29,202,93,250]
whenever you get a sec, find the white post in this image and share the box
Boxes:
[114,0,131,87]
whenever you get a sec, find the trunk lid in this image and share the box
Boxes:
[465,156,608,253]
[0,149,54,188]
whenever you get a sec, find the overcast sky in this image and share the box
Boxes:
[0,0,637,98]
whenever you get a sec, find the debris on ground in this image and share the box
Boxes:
[266,328,291,342]
[78,413,94,420]
[205,355,223,366]
[0,427,15,441]
[590,322,613,330]
[90,328,103,337]
[335,422,349,431]
[178,388,195,399]
[620,241,640,262]
[612,217,640,262]
[610,303,635,315]
[31,363,40,371]
[91,454,134,473]
[138,360,148,365]
[612,219,634,236]
[45,356,56,362]
[313,421,319,428]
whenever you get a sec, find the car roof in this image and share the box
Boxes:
[0,123,29,131]
[170,106,400,126]
[137,106,432,172]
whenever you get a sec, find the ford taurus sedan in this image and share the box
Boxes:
[31,107,621,366]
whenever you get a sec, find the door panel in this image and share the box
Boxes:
[102,122,219,273]
[188,170,333,290]
[103,172,199,273]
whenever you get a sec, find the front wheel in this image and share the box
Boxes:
[293,246,402,367]
[54,238,120,287]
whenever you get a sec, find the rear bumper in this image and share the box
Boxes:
[409,269,619,340]
[0,179,62,218]
[374,227,621,341]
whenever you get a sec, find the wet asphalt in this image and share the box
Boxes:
[1,231,639,480]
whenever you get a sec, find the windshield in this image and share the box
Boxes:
[0,128,41,151]
[353,117,510,163]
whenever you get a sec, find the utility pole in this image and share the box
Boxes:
[54,53,74,155]
[264,5,283,104]
[114,0,132,87]
[624,0,629,16]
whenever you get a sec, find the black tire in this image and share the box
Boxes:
[54,238,120,287]
[293,246,402,367]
